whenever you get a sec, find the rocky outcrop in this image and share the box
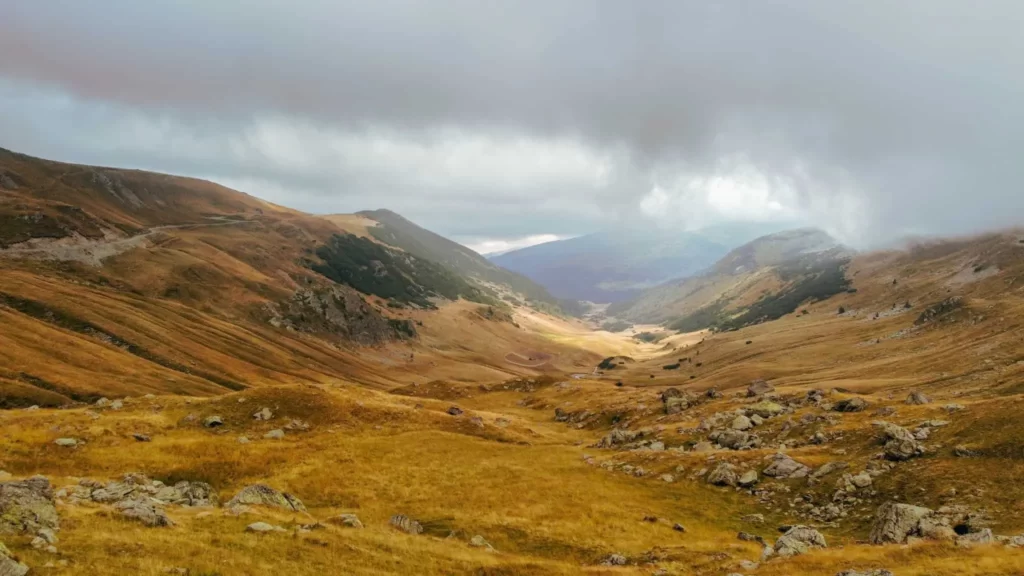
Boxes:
[711,430,760,450]
[226,485,305,512]
[905,391,931,405]
[63,474,216,508]
[115,498,174,527]
[707,462,738,487]
[0,476,59,535]
[833,398,869,413]
[874,422,924,461]
[869,502,933,544]
[264,286,416,345]
[774,525,827,557]
[762,454,810,479]
[390,514,423,535]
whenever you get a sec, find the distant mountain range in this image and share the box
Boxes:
[490,222,796,303]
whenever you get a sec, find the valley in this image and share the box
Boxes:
[2,149,1024,576]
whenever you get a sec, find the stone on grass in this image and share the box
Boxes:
[202,416,224,428]
[390,514,423,535]
[0,543,29,576]
[0,476,59,534]
[246,522,285,533]
[328,514,363,528]
[469,535,494,551]
[54,438,78,448]
[226,485,305,512]
[774,525,827,557]
[264,429,285,440]
[253,408,273,421]
[116,498,174,527]
[869,502,933,544]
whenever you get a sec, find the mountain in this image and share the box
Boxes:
[606,228,853,329]
[490,221,793,303]
[357,209,565,311]
[0,148,590,405]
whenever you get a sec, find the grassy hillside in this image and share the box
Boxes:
[358,209,565,310]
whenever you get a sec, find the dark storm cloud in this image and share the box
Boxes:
[1,1,1023,246]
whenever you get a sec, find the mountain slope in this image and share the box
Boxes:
[607,228,853,329]
[491,222,792,303]
[357,209,564,309]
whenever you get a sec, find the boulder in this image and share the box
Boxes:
[115,498,174,527]
[707,462,738,487]
[598,429,643,448]
[0,476,59,534]
[226,485,305,512]
[833,398,869,413]
[715,430,758,450]
[469,535,494,551]
[0,543,29,576]
[955,528,994,547]
[246,521,285,533]
[747,401,785,419]
[264,429,285,440]
[202,416,224,428]
[869,502,933,544]
[747,379,775,397]
[253,408,273,421]
[905,391,931,405]
[328,514,363,528]
[664,396,690,415]
[874,421,924,461]
[762,454,810,479]
[731,415,754,431]
[390,514,423,535]
[737,470,759,488]
[774,525,827,557]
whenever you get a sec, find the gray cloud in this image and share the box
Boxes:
[2,1,1023,246]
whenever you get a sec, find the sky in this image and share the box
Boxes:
[2,1,1023,254]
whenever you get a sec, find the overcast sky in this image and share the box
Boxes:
[2,1,1023,253]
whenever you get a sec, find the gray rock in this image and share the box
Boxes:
[226,485,305,512]
[0,543,29,576]
[833,397,869,412]
[741,514,765,524]
[692,441,714,452]
[390,514,423,535]
[115,498,174,527]
[716,430,758,450]
[664,396,691,415]
[132,434,151,442]
[469,535,494,550]
[731,415,753,431]
[95,398,111,408]
[774,525,827,557]
[253,407,273,421]
[762,454,810,479]
[874,421,924,461]
[737,470,759,488]
[953,445,980,457]
[264,429,285,440]
[810,461,848,481]
[0,476,59,534]
[246,521,285,533]
[869,502,933,544]
[237,436,250,444]
[747,379,775,397]
[747,401,785,419]
[54,438,78,448]
[447,406,464,416]
[202,416,224,428]
[707,462,738,487]
[284,419,311,432]
[329,514,363,528]
[602,554,627,566]
[905,391,931,405]
[110,399,124,410]
[955,528,994,547]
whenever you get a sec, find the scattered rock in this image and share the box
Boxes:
[747,379,775,397]
[226,485,305,512]
[747,401,785,419]
[53,438,78,448]
[672,523,686,532]
[253,408,273,421]
[0,476,59,534]
[447,406,464,416]
[874,422,924,461]
[132,434,151,442]
[869,502,933,544]
[284,419,311,432]
[737,470,759,488]
[774,525,827,557]
[955,528,993,547]
[390,514,423,535]
[264,429,285,440]
[95,398,111,408]
[110,399,124,410]
[953,445,981,458]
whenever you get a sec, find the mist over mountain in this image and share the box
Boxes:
[491,221,794,302]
